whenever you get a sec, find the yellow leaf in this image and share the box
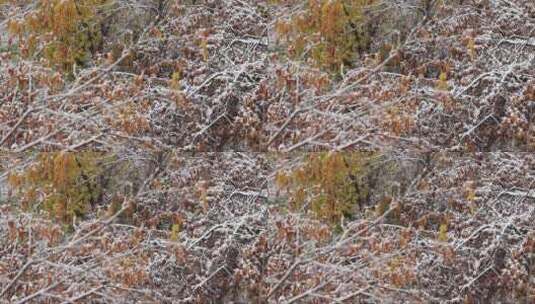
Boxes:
[170,223,181,241]
[200,39,208,61]
[170,71,181,90]
[438,223,448,242]
[466,190,477,202]
[436,72,449,91]
[467,37,476,61]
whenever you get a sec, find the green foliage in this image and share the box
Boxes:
[276,0,380,71]
[276,152,382,225]
[7,0,111,71]
[8,152,106,224]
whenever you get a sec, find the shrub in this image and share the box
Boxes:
[276,0,381,71]
[8,152,107,225]
[275,152,386,225]
[7,0,111,71]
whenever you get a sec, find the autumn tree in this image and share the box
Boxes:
[8,152,108,225]
[275,152,398,226]
[7,0,112,71]
[276,0,389,72]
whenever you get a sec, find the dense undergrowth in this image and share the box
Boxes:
[1,0,535,303]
